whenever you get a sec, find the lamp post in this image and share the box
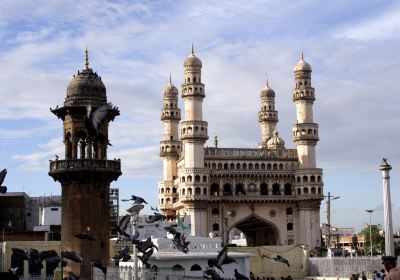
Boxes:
[326,192,340,252]
[366,209,374,258]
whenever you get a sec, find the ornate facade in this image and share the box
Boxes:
[158,48,323,249]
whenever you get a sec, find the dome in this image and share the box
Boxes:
[184,45,202,67]
[163,79,178,97]
[294,52,312,72]
[260,80,275,98]
[64,50,106,107]
[267,131,285,149]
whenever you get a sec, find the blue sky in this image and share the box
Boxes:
[0,0,399,233]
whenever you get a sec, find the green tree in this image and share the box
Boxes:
[361,224,385,255]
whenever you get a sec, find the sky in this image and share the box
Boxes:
[0,0,399,233]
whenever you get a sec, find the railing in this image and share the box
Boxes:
[18,276,54,280]
[49,159,121,171]
[205,148,298,159]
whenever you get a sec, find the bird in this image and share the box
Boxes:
[136,237,158,253]
[151,206,159,212]
[138,248,153,268]
[235,269,249,280]
[263,254,290,267]
[113,247,131,262]
[90,260,107,275]
[146,212,167,223]
[39,250,59,262]
[222,256,237,265]
[122,195,148,204]
[28,249,43,272]
[84,102,113,145]
[75,226,96,241]
[115,214,131,238]
[203,268,222,280]
[126,204,145,214]
[168,230,190,254]
[0,169,8,194]
[208,246,228,273]
[61,251,83,264]
[11,248,30,261]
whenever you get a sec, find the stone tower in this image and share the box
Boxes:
[180,46,209,236]
[49,49,121,278]
[258,78,278,147]
[292,52,323,247]
[159,75,182,218]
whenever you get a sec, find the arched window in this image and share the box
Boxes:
[187,175,192,182]
[249,163,253,170]
[195,175,200,182]
[236,163,241,169]
[255,163,259,170]
[242,163,247,170]
[182,189,185,195]
[172,264,184,271]
[310,175,315,182]
[212,208,219,215]
[203,176,207,182]
[297,176,301,183]
[272,183,280,195]
[279,164,283,170]
[303,187,309,194]
[218,163,222,170]
[287,223,293,231]
[188,188,192,195]
[166,188,170,193]
[284,183,292,195]
[311,187,316,194]
[297,188,301,195]
[161,198,164,204]
[286,207,293,215]
[267,163,271,170]
[273,163,277,170]
[212,163,216,169]
[318,187,321,194]
[191,264,202,271]
[173,187,177,193]
[211,183,219,196]
[224,163,228,169]
[182,177,185,183]
[317,176,321,182]
[230,163,235,169]
[195,187,201,195]
[303,176,308,182]
[161,188,164,194]
[260,183,268,195]
[223,184,232,196]
[261,163,265,170]
[213,223,219,231]
[235,184,245,195]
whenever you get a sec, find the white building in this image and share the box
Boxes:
[158,48,324,249]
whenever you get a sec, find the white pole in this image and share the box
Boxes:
[379,159,394,256]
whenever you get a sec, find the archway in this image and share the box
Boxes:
[228,215,279,246]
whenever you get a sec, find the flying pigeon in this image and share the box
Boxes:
[235,269,249,280]
[146,212,167,223]
[61,251,83,264]
[84,103,113,145]
[138,248,153,268]
[113,247,131,262]
[136,237,158,253]
[75,227,96,241]
[151,206,159,212]
[121,195,147,204]
[203,269,222,280]
[68,271,80,280]
[0,169,7,194]
[207,246,229,273]
[273,255,290,267]
[90,260,107,275]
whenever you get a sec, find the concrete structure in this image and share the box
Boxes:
[48,49,122,278]
[379,159,394,256]
[158,48,323,249]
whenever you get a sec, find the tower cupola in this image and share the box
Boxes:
[65,48,106,107]
[184,44,202,68]
[294,51,312,72]
[267,130,285,149]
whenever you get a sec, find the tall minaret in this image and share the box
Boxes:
[292,52,323,249]
[181,45,209,236]
[379,159,394,256]
[159,75,181,218]
[258,76,278,148]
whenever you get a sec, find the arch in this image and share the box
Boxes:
[230,163,235,169]
[318,187,322,194]
[311,187,316,194]
[287,223,293,231]
[261,163,265,170]
[212,208,219,215]
[284,183,292,195]
[188,188,192,195]
[187,175,192,182]
[190,264,202,271]
[181,176,185,183]
[210,183,219,196]
[203,176,207,182]
[173,187,177,193]
[235,183,245,195]
[279,163,283,170]
[297,188,301,195]
[213,223,219,231]
[249,163,253,170]
[227,214,280,246]
[166,187,170,193]
[308,129,312,134]
[317,176,321,182]
[224,163,228,169]
[223,183,232,196]
[303,175,308,182]
[310,175,316,182]
[273,163,277,170]
[203,187,208,195]
[181,189,186,195]
[286,207,293,215]
[160,188,164,194]
[303,187,309,194]
[166,198,171,204]
[212,163,216,169]
[255,163,259,170]
[260,183,268,195]
[195,175,200,182]
[267,163,271,170]
[195,187,201,195]
[172,264,184,271]
[242,163,247,169]
[218,163,222,170]
[272,183,280,195]
[297,176,301,183]
[236,163,241,169]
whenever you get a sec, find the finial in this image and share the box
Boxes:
[266,72,269,86]
[84,46,89,70]
[191,42,195,55]
[301,49,304,60]
[214,134,218,148]
[169,72,172,84]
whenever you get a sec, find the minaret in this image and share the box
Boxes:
[49,49,121,278]
[159,75,181,218]
[379,158,394,256]
[292,52,323,248]
[258,76,278,147]
[180,45,209,236]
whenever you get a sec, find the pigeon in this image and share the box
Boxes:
[39,250,59,262]
[0,169,7,194]
[235,269,249,280]
[222,256,237,265]
[207,246,228,273]
[75,227,96,241]
[85,103,112,138]
[203,268,222,280]
[113,247,131,262]
[126,204,145,214]
[11,248,30,261]
[61,251,83,264]
[136,237,158,253]
[68,271,80,280]
[122,195,147,204]
[138,248,153,268]
[171,231,190,254]
[164,226,177,235]
[90,260,107,275]
[151,206,159,212]
[146,212,167,223]
[29,249,43,272]
[273,255,290,267]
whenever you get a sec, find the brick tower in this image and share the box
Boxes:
[49,49,121,278]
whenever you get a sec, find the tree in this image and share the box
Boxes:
[361,224,385,256]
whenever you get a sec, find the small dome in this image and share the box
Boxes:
[163,81,178,96]
[184,45,202,67]
[267,131,285,149]
[260,80,275,98]
[294,52,312,72]
[65,49,106,107]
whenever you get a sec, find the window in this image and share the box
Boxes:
[272,183,280,195]
[286,207,293,215]
[287,223,293,231]
[260,183,268,195]
[235,184,245,195]
[213,223,219,231]
[284,183,292,195]
[212,208,219,215]
[191,264,201,271]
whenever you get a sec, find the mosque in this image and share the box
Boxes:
[158,47,324,250]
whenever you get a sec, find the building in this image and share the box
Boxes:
[48,49,122,278]
[158,48,323,249]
